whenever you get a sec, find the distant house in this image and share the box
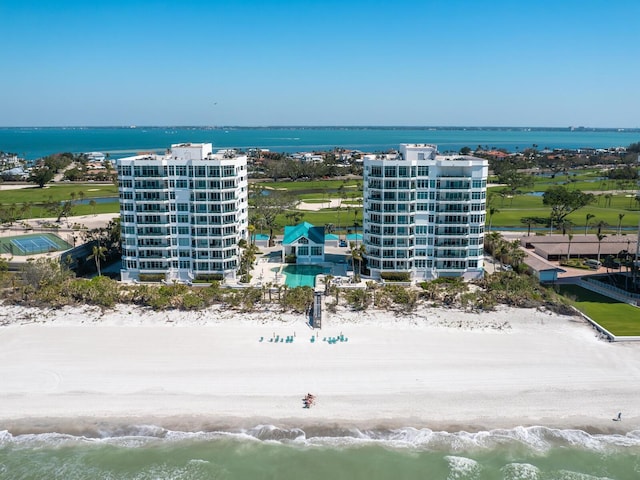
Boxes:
[282,222,325,264]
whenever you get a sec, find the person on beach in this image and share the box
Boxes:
[303,393,315,408]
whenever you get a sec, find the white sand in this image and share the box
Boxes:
[0,304,639,433]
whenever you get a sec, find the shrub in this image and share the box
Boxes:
[181,292,205,310]
[389,284,417,306]
[139,273,165,282]
[380,271,411,282]
[344,288,370,311]
[67,276,120,308]
[195,273,224,282]
[281,286,313,313]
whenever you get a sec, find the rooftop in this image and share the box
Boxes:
[283,222,325,245]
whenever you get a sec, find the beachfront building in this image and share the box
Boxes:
[282,222,325,264]
[117,143,248,283]
[363,143,488,281]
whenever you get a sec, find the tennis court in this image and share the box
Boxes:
[0,233,72,256]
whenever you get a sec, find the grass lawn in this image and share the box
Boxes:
[558,284,640,336]
[26,202,119,218]
[0,184,118,204]
[258,179,360,192]
[487,186,640,231]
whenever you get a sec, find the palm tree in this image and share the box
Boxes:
[604,193,613,208]
[89,199,97,215]
[594,220,608,236]
[493,239,507,269]
[617,213,625,235]
[596,233,607,264]
[485,231,503,256]
[349,241,360,278]
[248,223,256,246]
[507,240,526,270]
[487,206,499,233]
[584,213,595,235]
[566,233,574,263]
[559,219,573,236]
[89,245,107,276]
[520,217,537,237]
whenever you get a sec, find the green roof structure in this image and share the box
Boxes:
[282,222,325,245]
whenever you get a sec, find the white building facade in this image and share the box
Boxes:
[117,143,248,283]
[363,144,488,281]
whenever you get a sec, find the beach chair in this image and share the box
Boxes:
[259,337,264,342]
[310,336,315,343]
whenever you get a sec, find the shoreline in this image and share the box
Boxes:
[1,304,639,436]
[3,415,637,438]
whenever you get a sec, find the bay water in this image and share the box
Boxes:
[1,126,639,160]
[2,425,639,479]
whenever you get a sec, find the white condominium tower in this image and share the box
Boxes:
[117,143,248,283]
[363,144,488,281]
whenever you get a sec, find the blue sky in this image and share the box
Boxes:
[1,0,638,127]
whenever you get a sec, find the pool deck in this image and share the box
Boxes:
[231,243,360,289]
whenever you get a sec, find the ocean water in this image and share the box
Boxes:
[1,127,639,160]
[1,425,639,479]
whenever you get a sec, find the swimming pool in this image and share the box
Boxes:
[282,265,330,288]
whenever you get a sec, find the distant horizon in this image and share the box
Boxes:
[2,125,640,131]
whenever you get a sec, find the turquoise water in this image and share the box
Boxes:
[1,127,638,160]
[1,426,639,479]
[282,265,329,288]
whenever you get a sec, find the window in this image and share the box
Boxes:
[311,246,322,256]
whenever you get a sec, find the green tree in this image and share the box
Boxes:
[250,187,296,246]
[542,186,595,227]
[28,166,54,188]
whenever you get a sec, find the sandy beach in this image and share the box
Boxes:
[0,303,639,435]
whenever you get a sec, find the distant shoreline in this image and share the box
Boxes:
[2,125,640,131]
